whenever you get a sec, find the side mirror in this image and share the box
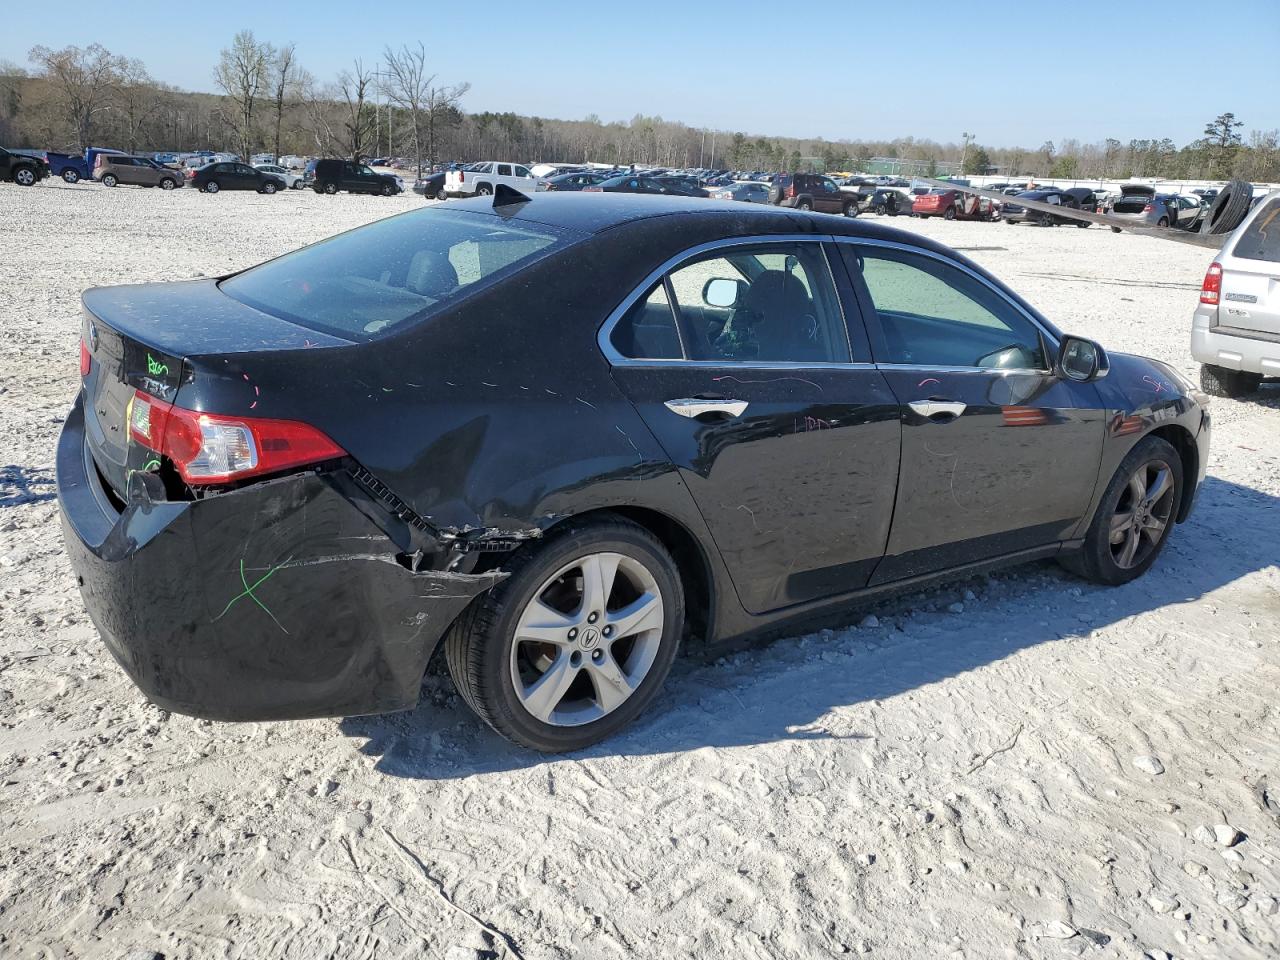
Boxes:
[1058,335,1109,382]
[703,277,742,308]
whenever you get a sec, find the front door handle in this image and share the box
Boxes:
[908,400,967,419]
[664,398,749,420]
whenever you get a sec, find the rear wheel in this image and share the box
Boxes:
[444,516,684,752]
[322,181,338,195]
[843,202,858,218]
[1199,363,1262,398]
[796,198,812,211]
[62,168,80,184]
[204,180,220,194]
[435,185,447,200]
[944,206,957,220]
[477,183,493,196]
[1111,226,1122,233]
[1038,212,1052,227]
[1077,219,1090,228]
[101,173,118,188]
[1157,216,1169,227]
[1062,436,1181,585]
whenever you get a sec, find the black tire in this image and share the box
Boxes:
[1061,435,1182,586]
[322,181,338,195]
[159,178,176,190]
[1077,219,1090,228]
[944,206,957,220]
[1199,363,1262,398]
[435,186,447,201]
[444,515,685,752]
[918,214,929,220]
[62,168,80,184]
[14,167,37,186]
[204,180,219,194]
[1157,216,1169,227]
[477,183,493,196]
[261,181,277,194]
[843,202,858,218]
[380,183,394,196]
[101,173,118,188]
[1111,226,1122,233]
[1201,179,1254,235]
[796,198,812,211]
[1006,218,1017,225]
[1038,212,1053,227]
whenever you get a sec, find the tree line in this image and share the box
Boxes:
[2,39,1276,184]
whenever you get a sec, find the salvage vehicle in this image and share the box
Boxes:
[1002,188,1094,227]
[0,146,48,186]
[1106,184,1196,231]
[868,188,911,216]
[58,192,1210,752]
[444,160,538,197]
[1191,190,1280,396]
[187,161,287,194]
[769,173,860,216]
[912,188,997,221]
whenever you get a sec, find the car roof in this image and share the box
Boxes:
[438,192,967,256]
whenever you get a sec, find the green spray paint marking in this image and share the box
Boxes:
[212,556,292,634]
[146,353,169,376]
[142,458,160,471]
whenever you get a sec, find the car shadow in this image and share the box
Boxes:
[0,465,56,508]
[339,474,1279,780]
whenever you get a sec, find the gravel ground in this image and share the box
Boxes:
[1,179,1278,960]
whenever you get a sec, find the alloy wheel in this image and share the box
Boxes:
[16,169,35,186]
[509,552,664,727]
[1109,459,1175,569]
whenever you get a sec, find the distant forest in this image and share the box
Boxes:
[3,38,1277,182]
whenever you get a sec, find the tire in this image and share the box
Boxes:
[1199,363,1262,398]
[1077,219,1090,228]
[261,181,277,194]
[435,186,447,201]
[477,184,493,196]
[918,214,929,220]
[1201,179,1254,235]
[444,515,684,752]
[159,178,176,190]
[1006,218,1017,225]
[1111,226,1122,233]
[1061,435,1182,586]
[322,181,338,195]
[205,180,219,194]
[1038,212,1052,227]
[1157,216,1169,227]
[944,206,957,220]
[380,183,394,196]
[843,202,858,218]
[796,198,812,211]
[101,173,118,188]
[62,168,80,184]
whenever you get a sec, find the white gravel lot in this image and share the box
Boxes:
[1,179,1278,960]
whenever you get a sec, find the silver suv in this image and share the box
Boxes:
[1191,191,1279,396]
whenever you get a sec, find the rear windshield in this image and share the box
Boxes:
[1232,197,1280,264]
[220,209,580,341]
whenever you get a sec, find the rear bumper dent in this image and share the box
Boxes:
[57,395,501,722]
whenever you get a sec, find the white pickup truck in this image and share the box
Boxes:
[445,161,538,197]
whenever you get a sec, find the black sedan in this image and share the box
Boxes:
[1002,188,1097,227]
[537,170,609,192]
[58,194,1210,752]
[412,171,447,200]
[187,161,288,194]
[583,174,709,198]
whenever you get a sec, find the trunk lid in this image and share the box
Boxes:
[80,280,348,498]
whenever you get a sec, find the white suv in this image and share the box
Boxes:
[1191,191,1280,397]
[445,161,537,198]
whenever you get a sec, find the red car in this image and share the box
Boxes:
[912,188,997,221]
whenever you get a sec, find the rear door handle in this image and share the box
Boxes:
[908,400,967,419]
[664,398,749,419]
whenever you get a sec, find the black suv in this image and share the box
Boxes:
[1,147,49,186]
[768,173,859,216]
[311,159,402,196]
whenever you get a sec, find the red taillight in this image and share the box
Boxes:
[458,171,464,182]
[1200,261,1223,305]
[786,184,796,198]
[80,339,91,377]
[128,390,345,485]
[1143,203,1153,213]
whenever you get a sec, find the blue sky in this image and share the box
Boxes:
[5,0,1278,148]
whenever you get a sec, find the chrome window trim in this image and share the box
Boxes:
[599,233,854,366]
[830,235,1061,372]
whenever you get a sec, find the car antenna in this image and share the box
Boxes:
[492,183,531,208]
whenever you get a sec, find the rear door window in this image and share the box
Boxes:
[221,209,582,341]
[1232,197,1280,263]
[497,164,512,176]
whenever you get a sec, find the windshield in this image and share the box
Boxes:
[221,209,582,341]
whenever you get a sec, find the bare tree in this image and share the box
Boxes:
[213,30,270,160]
[381,43,431,176]
[424,79,469,168]
[28,44,123,150]
[269,43,297,162]
[337,60,376,161]
[114,58,165,152]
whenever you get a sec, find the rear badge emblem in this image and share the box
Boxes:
[87,321,99,352]
[1224,292,1257,304]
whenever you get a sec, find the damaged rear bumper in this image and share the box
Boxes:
[56,395,501,722]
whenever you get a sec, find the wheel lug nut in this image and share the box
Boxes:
[568,628,578,640]
[588,612,599,624]
[602,626,613,638]
[592,650,603,662]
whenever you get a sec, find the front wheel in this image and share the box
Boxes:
[159,178,176,190]
[444,516,684,752]
[62,168,80,184]
[1061,436,1182,585]
[1199,363,1261,398]
[261,181,277,194]
[1157,216,1169,227]
[380,183,394,196]
[944,206,957,220]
